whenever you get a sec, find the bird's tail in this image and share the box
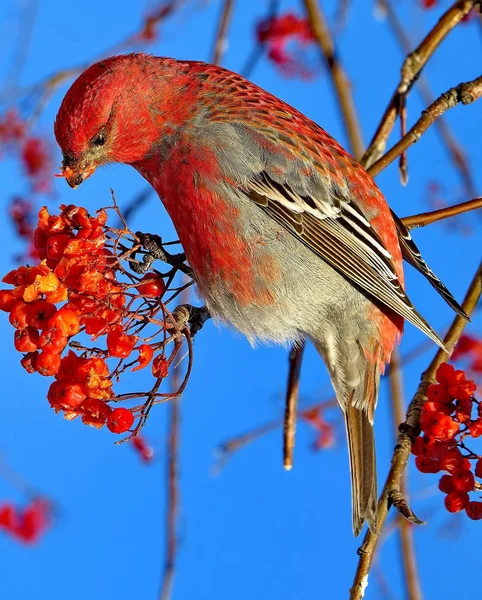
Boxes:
[344,401,377,536]
[314,337,380,536]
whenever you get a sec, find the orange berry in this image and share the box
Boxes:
[36,352,61,376]
[48,306,80,337]
[106,326,138,358]
[47,381,86,410]
[80,398,112,428]
[9,299,30,329]
[14,327,39,353]
[20,352,38,374]
[132,344,154,372]
[38,328,68,354]
[152,353,169,378]
[26,301,57,330]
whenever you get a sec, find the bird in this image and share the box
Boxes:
[54,53,466,535]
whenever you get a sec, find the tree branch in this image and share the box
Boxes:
[388,349,422,600]
[401,197,482,229]
[350,261,482,600]
[362,0,480,168]
[368,75,482,178]
[211,0,235,65]
[380,0,478,196]
[302,0,364,160]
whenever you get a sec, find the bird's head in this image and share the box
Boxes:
[54,54,169,188]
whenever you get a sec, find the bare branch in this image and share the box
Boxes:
[362,0,480,168]
[388,350,423,600]
[211,0,235,65]
[350,261,482,600]
[302,0,364,159]
[401,197,482,229]
[368,75,482,178]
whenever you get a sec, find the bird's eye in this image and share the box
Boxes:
[92,133,106,147]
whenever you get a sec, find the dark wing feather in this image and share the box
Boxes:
[391,210,469,319]
[243,172,446,350]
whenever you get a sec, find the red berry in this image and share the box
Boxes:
[0,289,17,312]
[475,458,482,479]
[415,455,440,473]
[46,233,72,261]
[106,326,138,359]
[438,474,455,494]
[469,420,482,438]
[107,407,134,434]
[444,490,469,513]
[152,353,169,378]
[451,469,475,493]
[440,449,467,472]
[427,384,453,404]
[136,272,166,298]
[466,501,482,520]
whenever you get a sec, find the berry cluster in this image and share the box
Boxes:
[0,499,51,544]
[257,13,316,77]
[412,362,482,519]
[0,204,190,438]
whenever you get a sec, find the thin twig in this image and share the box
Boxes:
[362,0,480,168]
[302,0,364,159]
[388,349,422,600]
[350,261,482,600]
[240,0,280,78]
[283,343,305,470]
[380,0,478,197]
[368,75,482,178]
[401,197,482,229]
[211,0,235,65]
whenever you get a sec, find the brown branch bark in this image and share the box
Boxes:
[388,350,422,600]
[302,0,364,160]
[362,0,480,169]
[401,197,482,229]
[381,0,478,196]
[283,343,305,470]
[350,261,482,600]
[211,0,235,65]
[368,75,482,178]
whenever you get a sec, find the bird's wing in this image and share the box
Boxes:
[241,170,446,350]
[390,210,468,319]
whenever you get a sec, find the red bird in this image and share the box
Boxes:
[54,53,464,535]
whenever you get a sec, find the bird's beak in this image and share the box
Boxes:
[56,162,97,189]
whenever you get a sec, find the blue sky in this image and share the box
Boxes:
[0,1,480,599]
